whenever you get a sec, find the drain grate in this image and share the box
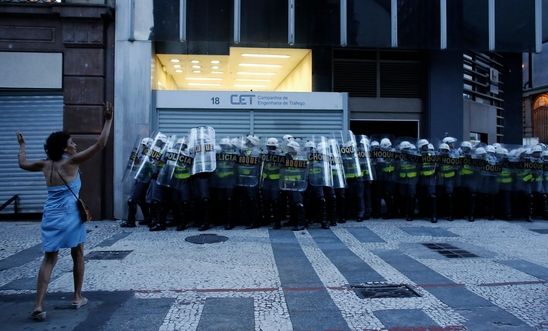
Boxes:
[351,283,421,299]
[185,234,228,244]
[85,250,133,260]
[422,243,478,258]
[530,229,548,234]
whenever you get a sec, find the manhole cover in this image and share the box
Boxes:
[85,250,133,260]
[351,284,421,299]
[530,229,548,234]
[185,234,228,244]
[422,243,478,258]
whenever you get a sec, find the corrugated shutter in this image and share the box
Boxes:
[0,95,63,213]
[157,109,251,136]
[254,109,344,137]
[157,108,344,139]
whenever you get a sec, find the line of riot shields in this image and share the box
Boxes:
[120,128,548,231]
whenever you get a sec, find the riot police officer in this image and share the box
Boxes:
[437,143,458,221]
[376,138,397,218]
[213,138,238,229]
[340,132,365,222]
[280,140,309,231]
[121,137,153,228]
[496,147,513,220]
[418,139,438,223]
[398,141,419,221]
[237,134,262,228]
[304,139,330,229]
[147,133,170,231]
[458,141,477,222]
[261,137,284,229]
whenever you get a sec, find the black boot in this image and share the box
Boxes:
[488,194,496,220]
[224,198,235,230]
[542,194,548,220]
[526,194,534,222]
[319,199,329,229]
[406,195,415,222]
[121,199,137,228]
[446,193,454,221]
[430,194,438,223]
[198,198,211,231]
[468,193,476,222]
[292,203,306,231]
[175,202,188,231]
[149,201,166,231]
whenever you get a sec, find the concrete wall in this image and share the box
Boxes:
[463,99,498,143]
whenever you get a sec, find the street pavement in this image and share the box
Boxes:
[1,218,547,331]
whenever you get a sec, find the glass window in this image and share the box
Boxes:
[153,0,180,41]
[241,0,287,45]
[187,0,232,43]
[397,0,440,49]
[347,0,391,47]
[447,0,488,50]
[495,0,535,51]
[295,0,340,45]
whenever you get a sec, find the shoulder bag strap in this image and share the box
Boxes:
[56,169,79,201]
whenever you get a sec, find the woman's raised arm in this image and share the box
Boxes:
[69,103,113,165]
[17,131,45,172]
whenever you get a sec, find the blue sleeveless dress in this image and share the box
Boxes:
[41,173,86,252]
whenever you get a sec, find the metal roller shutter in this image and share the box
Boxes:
[254,109,344,138]
[157,109,252,137]
[157,108,344,139]
[0,95,63,214]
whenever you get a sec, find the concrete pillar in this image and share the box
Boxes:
[426,50,464,140]
[113,0,154,219]
[501,53,524,144]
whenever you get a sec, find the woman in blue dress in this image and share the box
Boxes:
[17,104,113,321]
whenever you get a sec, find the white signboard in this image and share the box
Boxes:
[155,91,344,110]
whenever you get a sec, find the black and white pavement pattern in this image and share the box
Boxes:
[0,219,547,331]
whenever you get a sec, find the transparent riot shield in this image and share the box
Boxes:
[437,142,461,190]
[306,136,333,187]
[188,126,216,175]
[478,144,502,195]
[171,137,194,190]
[395,139,420,186]
[122,136,151,183]
[260,137,285,188]
[237,135,262,187]
[328,138,346,189]
[371,134,397,186]
[337,131,362,179]
[357,135,374,181]
[214,137,239,189]
[134,132,168,183]
[156,135,181,187]
[279,141,309,192]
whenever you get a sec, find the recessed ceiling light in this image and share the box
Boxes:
[192,65,201,69]
[211,71,223,74]
[185,77,222,81]
[191,60,200,64]
[211,60,220,64]
[170,59,180,63]
[237,72,276,76]
[236,78,270,82]
[192,70,201,74]
[211,66,220,70]
[239,63,282,68]
[173,64,181,68]
[188,82,221,87]
[175,69,183,73]
[241,53,290,59]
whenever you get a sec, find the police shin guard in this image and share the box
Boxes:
[488,194,496,220]
[138,202,151,226]
[430,194,437,223]
[292,203,306,231]
[198,198,211,231]
[149,201,166,231]
[121,199,137,228]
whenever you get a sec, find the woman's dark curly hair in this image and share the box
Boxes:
[44,131,71,161]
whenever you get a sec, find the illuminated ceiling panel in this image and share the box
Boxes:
[156,47,311,91]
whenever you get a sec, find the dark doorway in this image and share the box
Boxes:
[350,120,419,138]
